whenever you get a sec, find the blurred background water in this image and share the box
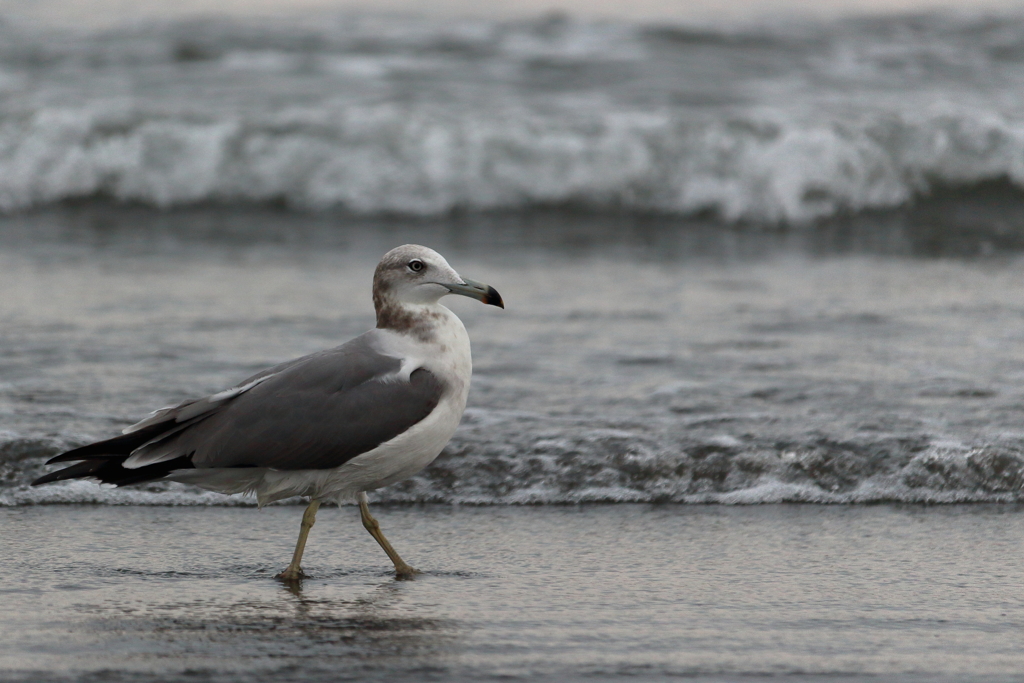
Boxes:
[4,1,1024,680]
[2,1,1024,225]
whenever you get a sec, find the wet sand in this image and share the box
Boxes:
[3,504,1024,682]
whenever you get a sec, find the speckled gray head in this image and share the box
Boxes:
[373,245,504,332]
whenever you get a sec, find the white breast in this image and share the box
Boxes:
[327,306,470,486]
[263,304,472,505]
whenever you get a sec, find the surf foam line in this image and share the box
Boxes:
[3,103,1024,224]
[3,10,1024,223]
[6,429,1024,505]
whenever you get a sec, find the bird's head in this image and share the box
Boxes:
[373,245,504,325]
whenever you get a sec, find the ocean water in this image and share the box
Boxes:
[3,8,1024,505]
[3,6,1024,681]
[3,208,1024,506]
[1,10,1024,224]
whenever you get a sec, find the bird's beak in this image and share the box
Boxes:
[445,278,504,309]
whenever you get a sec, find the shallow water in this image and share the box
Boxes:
[4,208,1024,505]
[3,504,1024,682]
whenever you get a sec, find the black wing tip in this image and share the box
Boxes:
[46,448,122,464]
[31,460,105,486]
[31,472,71,486]
[43,423,173,465]
[32,456,195,487]
[46,451,91,465]
[31,473,58,486]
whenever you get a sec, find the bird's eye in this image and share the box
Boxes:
[408,259,425,273]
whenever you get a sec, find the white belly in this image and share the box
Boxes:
[318,390,465,500]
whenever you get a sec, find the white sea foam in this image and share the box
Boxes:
[0,13,1021,222]
[0,102,1022,222]
[7,434,1022,506]
[0,480,257,507]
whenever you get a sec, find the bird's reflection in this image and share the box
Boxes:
[80,573,461,671]
[279,577,305,599]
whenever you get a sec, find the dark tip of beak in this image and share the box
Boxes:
[486,286,505,309]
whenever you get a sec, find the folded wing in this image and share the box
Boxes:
[33,331,445,486]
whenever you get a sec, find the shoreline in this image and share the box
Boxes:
[4,504,1023,682]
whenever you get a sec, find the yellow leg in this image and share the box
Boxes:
[358,492,418,578]
[276,499,320,581]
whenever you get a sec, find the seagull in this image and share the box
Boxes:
[32,245,503,580]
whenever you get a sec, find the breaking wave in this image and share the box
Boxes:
[0,12,1024,223]
[5,104,1024,224]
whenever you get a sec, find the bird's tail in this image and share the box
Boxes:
[32,427,194,487]
[32,455,195,487]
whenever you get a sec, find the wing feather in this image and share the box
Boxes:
[35,331,448,487]
[114,330,445,471]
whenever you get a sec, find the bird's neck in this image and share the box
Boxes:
[374,296,449,342]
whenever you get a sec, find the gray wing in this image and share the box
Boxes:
[123,331,445,471]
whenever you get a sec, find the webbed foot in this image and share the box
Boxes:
[276,567,304,581]
[395,564,420,579]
